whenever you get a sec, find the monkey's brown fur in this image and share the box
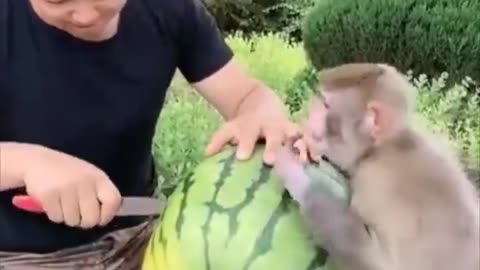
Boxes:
[318,63,414,112]
[274,63,480,270]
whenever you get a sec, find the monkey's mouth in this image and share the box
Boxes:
[286,138,350,179]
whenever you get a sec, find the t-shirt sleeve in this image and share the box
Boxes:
[175,0,234,83]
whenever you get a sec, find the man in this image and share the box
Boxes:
[0,0,299,268]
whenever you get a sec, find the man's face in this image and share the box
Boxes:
[30,0,127,41]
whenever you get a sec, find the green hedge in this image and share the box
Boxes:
[302,0,480,87]
[202,0,315,41]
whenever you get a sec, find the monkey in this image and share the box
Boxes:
[273,63,480,270]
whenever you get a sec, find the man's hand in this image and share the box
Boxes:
[204,88,300,165]
[192,59,300,165]
[22,146,121,229]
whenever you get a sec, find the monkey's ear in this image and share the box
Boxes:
[365,101,391,140]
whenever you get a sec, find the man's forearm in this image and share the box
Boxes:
[0,142,43,191]
[232,83,285,118]
[192,59,286,121]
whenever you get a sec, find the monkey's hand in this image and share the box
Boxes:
[273,139,313,205]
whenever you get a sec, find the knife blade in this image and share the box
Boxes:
[12,195,163,217]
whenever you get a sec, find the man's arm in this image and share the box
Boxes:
[174,0,284,120]
[192,60,283,121]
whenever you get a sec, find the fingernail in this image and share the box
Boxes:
[237,151,247,160]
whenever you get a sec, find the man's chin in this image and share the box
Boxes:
[62,15,120,42]
[66,28,117,42]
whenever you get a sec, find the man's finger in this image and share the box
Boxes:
[284,122,302,141]
[60,186,80,227]
[204,124,234,156]
[263,128,285,165]
[41,193,64,224]
[77,182,100,229]
[97,180,121,226]
[236,125,260,161]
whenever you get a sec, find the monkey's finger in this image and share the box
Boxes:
[205,124,234,156]
[293,139,309,163]
[285,123,306,151]
[235,125,260,161]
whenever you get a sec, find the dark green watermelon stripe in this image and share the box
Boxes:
[175,175,194,238]
[201,152,237,270]
[242,190,291,270]
[224,164,271,242]
[306,247,329,270]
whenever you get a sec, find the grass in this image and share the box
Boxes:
[151,32,480,193]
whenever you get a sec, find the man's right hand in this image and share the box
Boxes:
[21,146,122,229]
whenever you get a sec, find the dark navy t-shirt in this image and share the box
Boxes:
[0,0,233,252]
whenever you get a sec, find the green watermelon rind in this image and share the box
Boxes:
[144,145,349,270]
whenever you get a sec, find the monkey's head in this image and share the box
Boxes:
[305,63,416,172]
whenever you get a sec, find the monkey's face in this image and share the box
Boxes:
[305,91,374,172]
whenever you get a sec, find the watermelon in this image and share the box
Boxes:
[142,145,350,270]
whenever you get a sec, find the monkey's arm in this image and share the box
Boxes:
[273,143,313,204]
[276,164,386,270]
[303,188,389,269]
[310,194,378,244]
[273,145,368,243]
[273,144,368,241]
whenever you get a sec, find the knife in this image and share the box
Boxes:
[12,195,163,217]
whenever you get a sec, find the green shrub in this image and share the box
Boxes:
[302,0,480,87]
[411,72,480,185]
[226,32,309,98]
[284,64,318,115]
[152,33,480,193]
[203,0,315,41]
[262,0,316,41]
[202,0,262,34]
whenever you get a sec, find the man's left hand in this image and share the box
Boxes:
[204,87,300,165]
